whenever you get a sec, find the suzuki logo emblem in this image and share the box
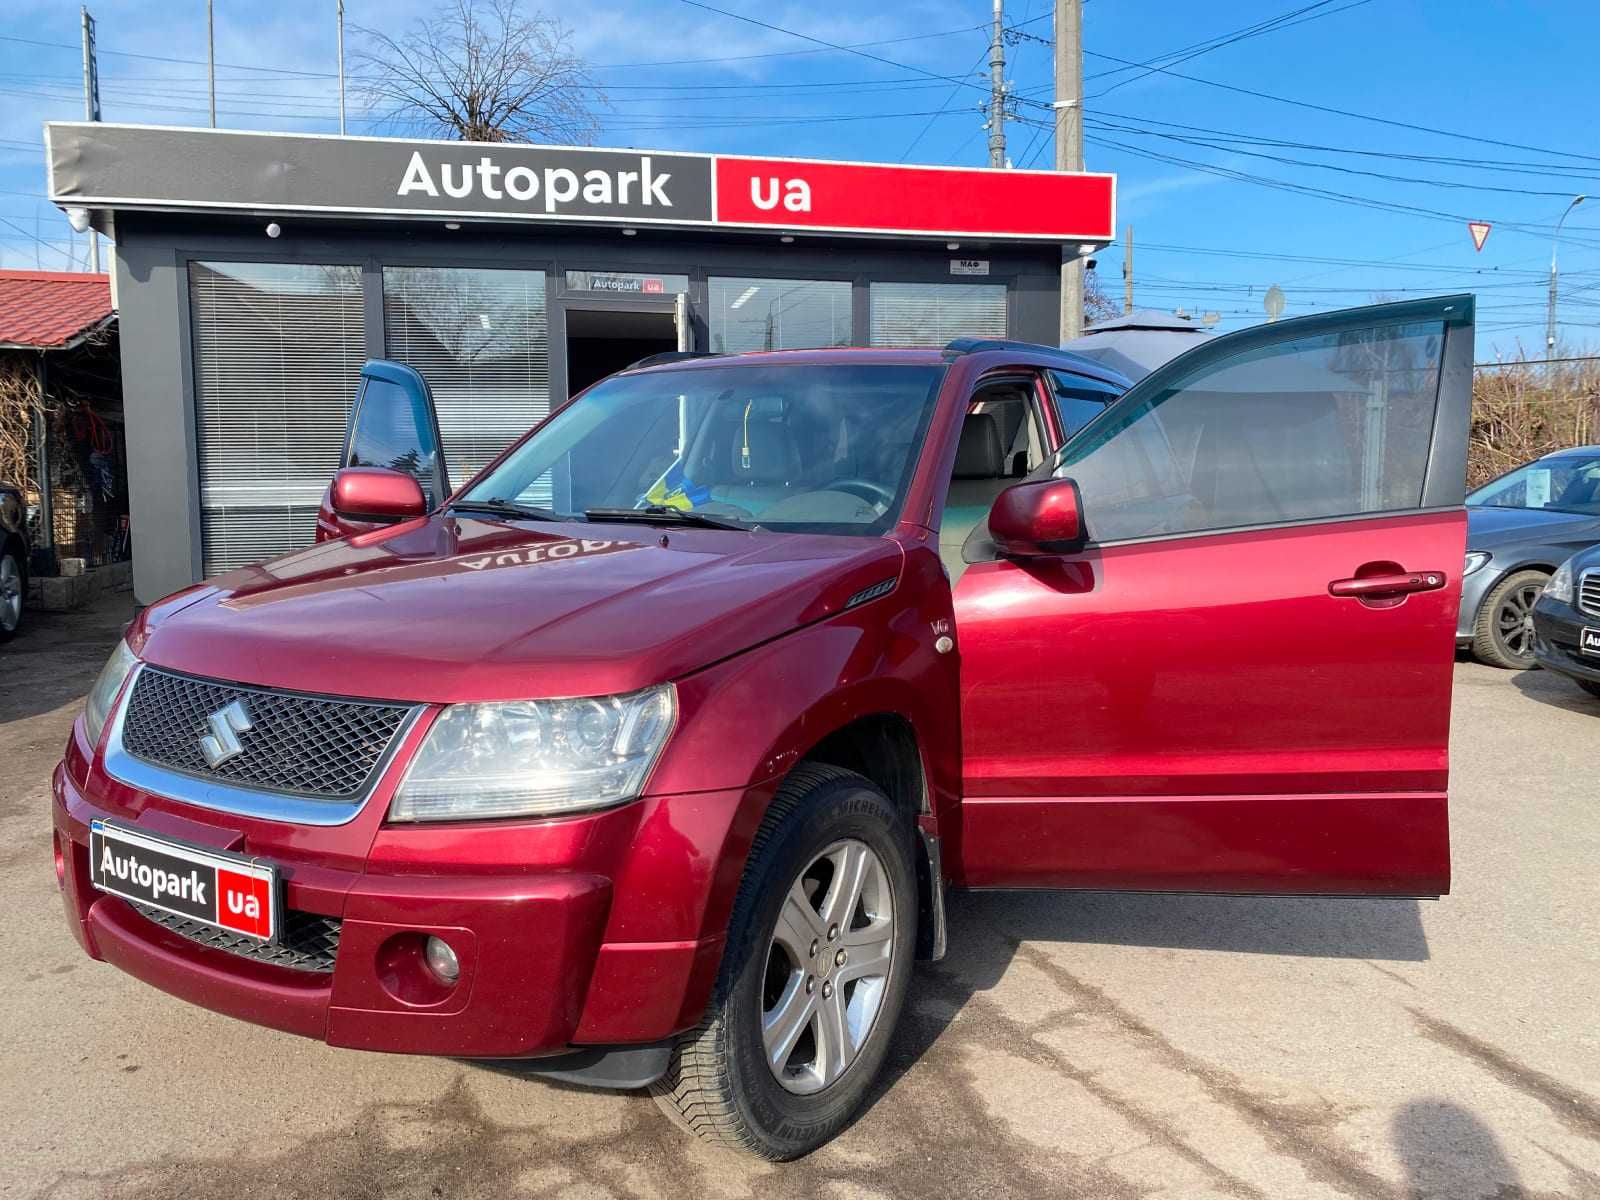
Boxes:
[198,699,253,768]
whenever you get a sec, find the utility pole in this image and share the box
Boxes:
[337,0,347,135]
[1122,224,1134,314]
[1055,0,1084,341]
[207,0,217,127]
[80,6,100,274]
[1547,194,1585,355]
[987,0,1007,168]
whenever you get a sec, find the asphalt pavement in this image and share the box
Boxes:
[2,591,1598,1199]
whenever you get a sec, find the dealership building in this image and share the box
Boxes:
[46,123,1115,605]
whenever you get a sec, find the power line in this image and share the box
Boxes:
[1085,116,1584,198]
[902,45,990,162]
[1088,0,1374,100]
[668,0,1048,109]
[1079,47,1600,167]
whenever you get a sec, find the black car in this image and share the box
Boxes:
[1459,446,1600,668]
[0,480,27,641]
[1531,544,1600,700]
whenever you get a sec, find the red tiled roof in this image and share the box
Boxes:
[0,270,114,350]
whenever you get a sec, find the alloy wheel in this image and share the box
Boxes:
[0,556,20,633]
[1496,581,1543,659]
[760,838,895,1095]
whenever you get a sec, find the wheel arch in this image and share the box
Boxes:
[794,712,944,962]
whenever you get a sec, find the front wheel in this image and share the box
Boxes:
[1472,568,1548,669]
[650,764,917,1159]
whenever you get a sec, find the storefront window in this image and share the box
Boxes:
[188,261,364,576]
[709,276,851,353]
[868,281,1007,346]
[383,266,551,497]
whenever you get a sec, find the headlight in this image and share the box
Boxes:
[83,640,139,747]
[1463,551,1491,577]
[1545,559,1576,603]
[390,685,676,822]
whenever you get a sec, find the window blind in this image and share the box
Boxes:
[188,261,364,577]
[868,282,1007,346]
[382,267,551,497]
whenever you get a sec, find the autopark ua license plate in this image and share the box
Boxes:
[89,819,278,941]
[1582,628,1600,657]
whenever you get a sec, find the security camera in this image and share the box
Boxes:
[65,207,90,233]
[265,222,282,239]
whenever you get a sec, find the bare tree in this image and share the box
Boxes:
[1083,268,1120,326]
[352,0,603,144]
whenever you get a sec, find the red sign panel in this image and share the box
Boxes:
[713,157,1116,242]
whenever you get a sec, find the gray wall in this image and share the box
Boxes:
[111,213,1064,604]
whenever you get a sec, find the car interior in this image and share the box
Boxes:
[939,379,1046,581]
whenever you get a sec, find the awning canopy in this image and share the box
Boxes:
[1062,308,1210,382]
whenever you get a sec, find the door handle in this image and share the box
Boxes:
[1328,570,1446,599]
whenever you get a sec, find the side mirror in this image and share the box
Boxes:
[329,467,428,524]
[988,478,1086,558]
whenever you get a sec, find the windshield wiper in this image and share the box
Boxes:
[448,497,566,522]
[584,505,751,531]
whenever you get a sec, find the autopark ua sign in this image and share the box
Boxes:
[47,124,1116,242]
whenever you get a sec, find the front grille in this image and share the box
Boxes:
[121,668,412,799]
[129,900,341,973]
[1579,570,1600,620]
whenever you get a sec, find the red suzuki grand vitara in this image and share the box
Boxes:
[53,296,1471,1158]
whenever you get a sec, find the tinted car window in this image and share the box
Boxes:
[1468,453,1600,515]
[1049,318,1447,543]
[347,377,443,506]
[1047,371,1124,438]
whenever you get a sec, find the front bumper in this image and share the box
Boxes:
[1531,595,1600,682]
[1456,562,1497,642]
[52,724,743,1059]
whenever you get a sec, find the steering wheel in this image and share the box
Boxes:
[829,479,896,509]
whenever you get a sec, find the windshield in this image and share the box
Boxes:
[1468,453,1600,515]
[462,363,945,535]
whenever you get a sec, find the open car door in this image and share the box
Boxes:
[316,360,450,541]
[952,296,1474,895]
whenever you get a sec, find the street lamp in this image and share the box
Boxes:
[1546,194,1585,355]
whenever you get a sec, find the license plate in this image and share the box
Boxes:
[1582,628,1600,657]
[89,819,279,942]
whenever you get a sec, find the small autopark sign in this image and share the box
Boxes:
[47,124,1115,243]
[89,818,278,940]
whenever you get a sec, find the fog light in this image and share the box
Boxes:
[424,935,460,984]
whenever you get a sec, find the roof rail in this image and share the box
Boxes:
[944,337,1066,358]
[625,350,723,371]
[941,337,1130,385]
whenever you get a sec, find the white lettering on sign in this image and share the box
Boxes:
[226,888,262,921]
[749,177,813,213]
[396,152,674,211]
[950,259,990,276]
[98,842,208,904]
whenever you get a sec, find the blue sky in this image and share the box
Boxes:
[3,0,1598,356]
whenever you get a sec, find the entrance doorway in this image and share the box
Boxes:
[565,307,678,397]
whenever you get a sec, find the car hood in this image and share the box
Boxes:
[130,516,905,703]
[1467,504,1600,551]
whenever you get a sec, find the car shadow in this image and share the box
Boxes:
[864,886,1430,1115]
[1509,665,1600,715]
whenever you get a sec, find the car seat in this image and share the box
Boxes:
[939,411,1013,582]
